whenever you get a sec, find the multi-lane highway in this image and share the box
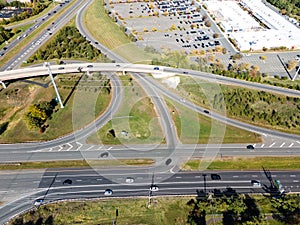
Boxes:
[0,167,299,224]
[0,0,300,223]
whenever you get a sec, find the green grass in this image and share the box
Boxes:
[7,195,294,225]
[87,75,165,145]
[83,0,159,63]
[0,159,154,170]
[166,98,262,144]
[183,157,300,171]
[0,73,111,143]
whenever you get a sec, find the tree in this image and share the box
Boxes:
[271,195,300,224]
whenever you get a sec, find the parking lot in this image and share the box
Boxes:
[107,0,225,54]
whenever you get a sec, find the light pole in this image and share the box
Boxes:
[45,62,64,108]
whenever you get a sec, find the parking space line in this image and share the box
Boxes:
[280,142,285,147]
[289,143,294,147]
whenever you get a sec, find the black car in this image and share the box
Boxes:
[247,145,255,149]
[211,174,221,180]
[204,110,209,114]
[63,179,72,185]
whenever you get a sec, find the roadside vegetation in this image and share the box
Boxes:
[87,75,164,145]
[0,159,154,170]
[175,77,300,135]
[0,72,111,143]
[166,98,261,144]
[183,157,300,171]
[266,0,300,18]
[8,195,300,225]
[0,0,51,25]
[27,26,107,63]
[83,0,159,63]
[0,26,16,45]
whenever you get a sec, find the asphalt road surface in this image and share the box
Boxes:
[0,168,299,224]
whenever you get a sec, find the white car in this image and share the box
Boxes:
[150,185,159,192]
[251,180,261,187]
[33,198,44,207]
[104,189,113,196]
[125,177,135,183]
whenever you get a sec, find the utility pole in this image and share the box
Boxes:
[45,62,64,108]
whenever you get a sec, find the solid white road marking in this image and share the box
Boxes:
[261,144,265,148]
[76,142,83,151]
[66,143,73,151]
[289,143,294,147]
[280,143,285,147]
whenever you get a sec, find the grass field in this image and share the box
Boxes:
[83,0,159,63]
[0,73,111,143]
[87,75,164,145]
[7,195,290,225]
[183,157,300,171]
[166,98,262,144]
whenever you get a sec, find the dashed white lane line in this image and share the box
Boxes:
[280,142,285,147]
[290,175,296,177]
[269,142,276,147]
[85,146,94,151]
[175,176,182,179]
[107,147,112,150]
[297,141,300,144]
[261,144,265,148]
[76,180,82,182]
[289,143,294,147]
[293,180,299,183]
[252,175,258,177]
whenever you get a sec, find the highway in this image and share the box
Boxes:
[0,0,87,71]
[0,0,300,223]
[0,167,299,224]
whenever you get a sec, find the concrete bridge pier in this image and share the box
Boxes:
[0,81,6,89]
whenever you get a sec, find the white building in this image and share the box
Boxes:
[203,0,300,51]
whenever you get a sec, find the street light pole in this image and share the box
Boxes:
[45,62,64,108]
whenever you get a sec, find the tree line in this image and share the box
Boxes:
[0,26,16,45]
[0,1,51,25]
[188,193,300,225]
[27,26,106,62]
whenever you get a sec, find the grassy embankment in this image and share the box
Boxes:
[7,196,293,225]
[83,0,159,63]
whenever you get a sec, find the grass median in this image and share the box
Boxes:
[0,159,154,170]
[183,156,300,171]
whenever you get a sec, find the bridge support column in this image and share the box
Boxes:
[46,63,64,109]
[293,66,300,81]
[0,81,6,89]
